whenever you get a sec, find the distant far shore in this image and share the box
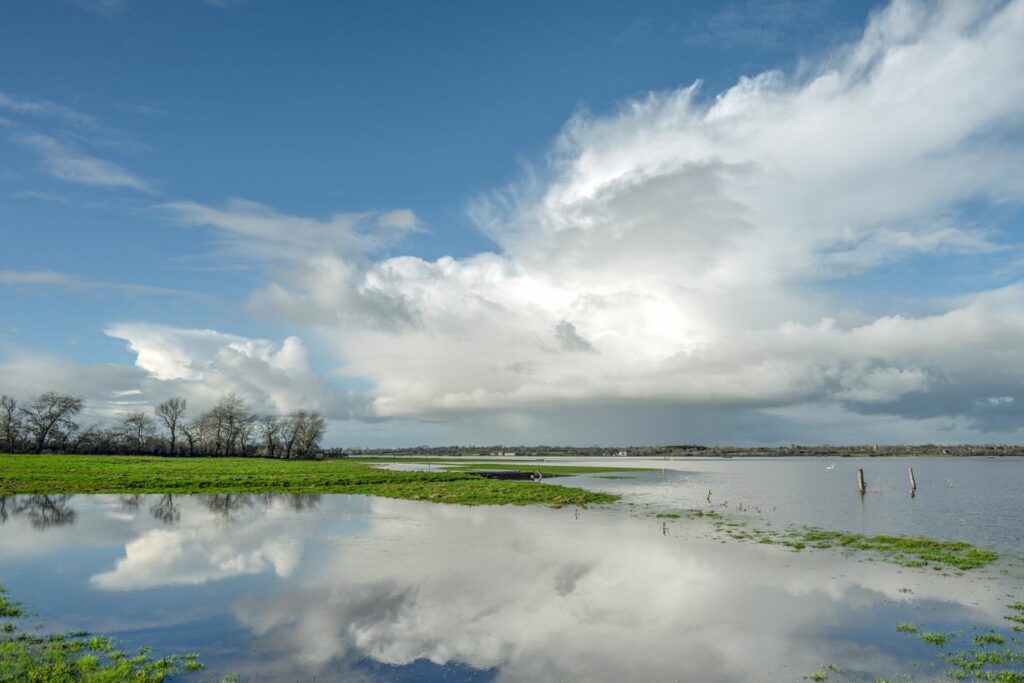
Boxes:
[331,444,1024,458]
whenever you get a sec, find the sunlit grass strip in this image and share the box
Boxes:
[0,454,617,507]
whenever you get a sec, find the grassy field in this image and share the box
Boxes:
[0,454,618,507]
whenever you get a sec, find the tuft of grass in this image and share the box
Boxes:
[0,588,22,619]
[975,633,1006,646]
[896,622,919,633]
[0,454,618,508]
[655,513,681,519]
[804,671,828,681]
[922,632,949,646]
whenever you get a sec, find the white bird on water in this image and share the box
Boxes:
[826,464,835,470]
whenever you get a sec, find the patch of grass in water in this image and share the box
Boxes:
[0,588,21,618]
[922,631,950,646]
[0,454,618,508]
[977,633,1008,646]
[655,513,681,519]
[0,584,202,682]
[896,622,919,633]
[797,529,998,571]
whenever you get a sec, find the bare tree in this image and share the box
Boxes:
[155,397,187,455]
[202,394,254,456]
[71,424,101,453]
[1,395,21,452]
[180,420,199,456]
[258,415,281,458]
[20,392,84,453]
[281,410,326,459]
[119,411,157,453]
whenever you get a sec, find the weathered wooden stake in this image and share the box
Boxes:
[857,468,866,496]
[909,467,917,497]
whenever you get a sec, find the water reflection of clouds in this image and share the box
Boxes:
[2,494,1020,682]
[89,495,327,590]
[231,500,1017,682]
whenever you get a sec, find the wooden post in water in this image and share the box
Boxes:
[857,468,866,496]
[909,467,917,497]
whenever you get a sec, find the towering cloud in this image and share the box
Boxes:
[162,0,1024,441]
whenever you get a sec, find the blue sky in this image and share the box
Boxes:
[3,0,1024,446]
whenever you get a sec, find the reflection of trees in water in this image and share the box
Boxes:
[257,493,321,512]
[0,492,320,529]
[119,494,143,512]
[149,494,180,525]
[201,493,321,523]
[0,495,77,529]
[200,494,255,524]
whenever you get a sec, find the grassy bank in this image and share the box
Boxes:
[0,455,618,507]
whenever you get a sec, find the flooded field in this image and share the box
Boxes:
[1,457,1022,682]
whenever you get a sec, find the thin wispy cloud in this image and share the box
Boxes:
[0,270,198,299]
[14,133,155,193]
[0,90,102,130]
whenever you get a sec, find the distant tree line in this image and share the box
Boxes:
[0,391,326,459]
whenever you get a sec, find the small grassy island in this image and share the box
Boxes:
[0,454,620,507]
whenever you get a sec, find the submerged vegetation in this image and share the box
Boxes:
[892,609,1024,682]
[796,530,999,571]
[666,508,1000,571]
[0,454,618,507]
[0,584,206,682]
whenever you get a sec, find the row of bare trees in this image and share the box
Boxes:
[0,391,326,459]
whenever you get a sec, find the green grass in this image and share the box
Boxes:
[896,622,919,633]
[977,634,1008,646]
[693,512,998,571]
[0,588,22,619]
[922,632,950,646]
[794,529,998,571]
[896,619,1024,682]
[0,454,617,507]
[0,582,201,682]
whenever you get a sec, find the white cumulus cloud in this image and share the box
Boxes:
[157,0,1024,441]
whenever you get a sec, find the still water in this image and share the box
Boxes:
[1,457,1022,682]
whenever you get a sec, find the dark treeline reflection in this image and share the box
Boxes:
[0,494,77,530]
[0,493,321,529]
